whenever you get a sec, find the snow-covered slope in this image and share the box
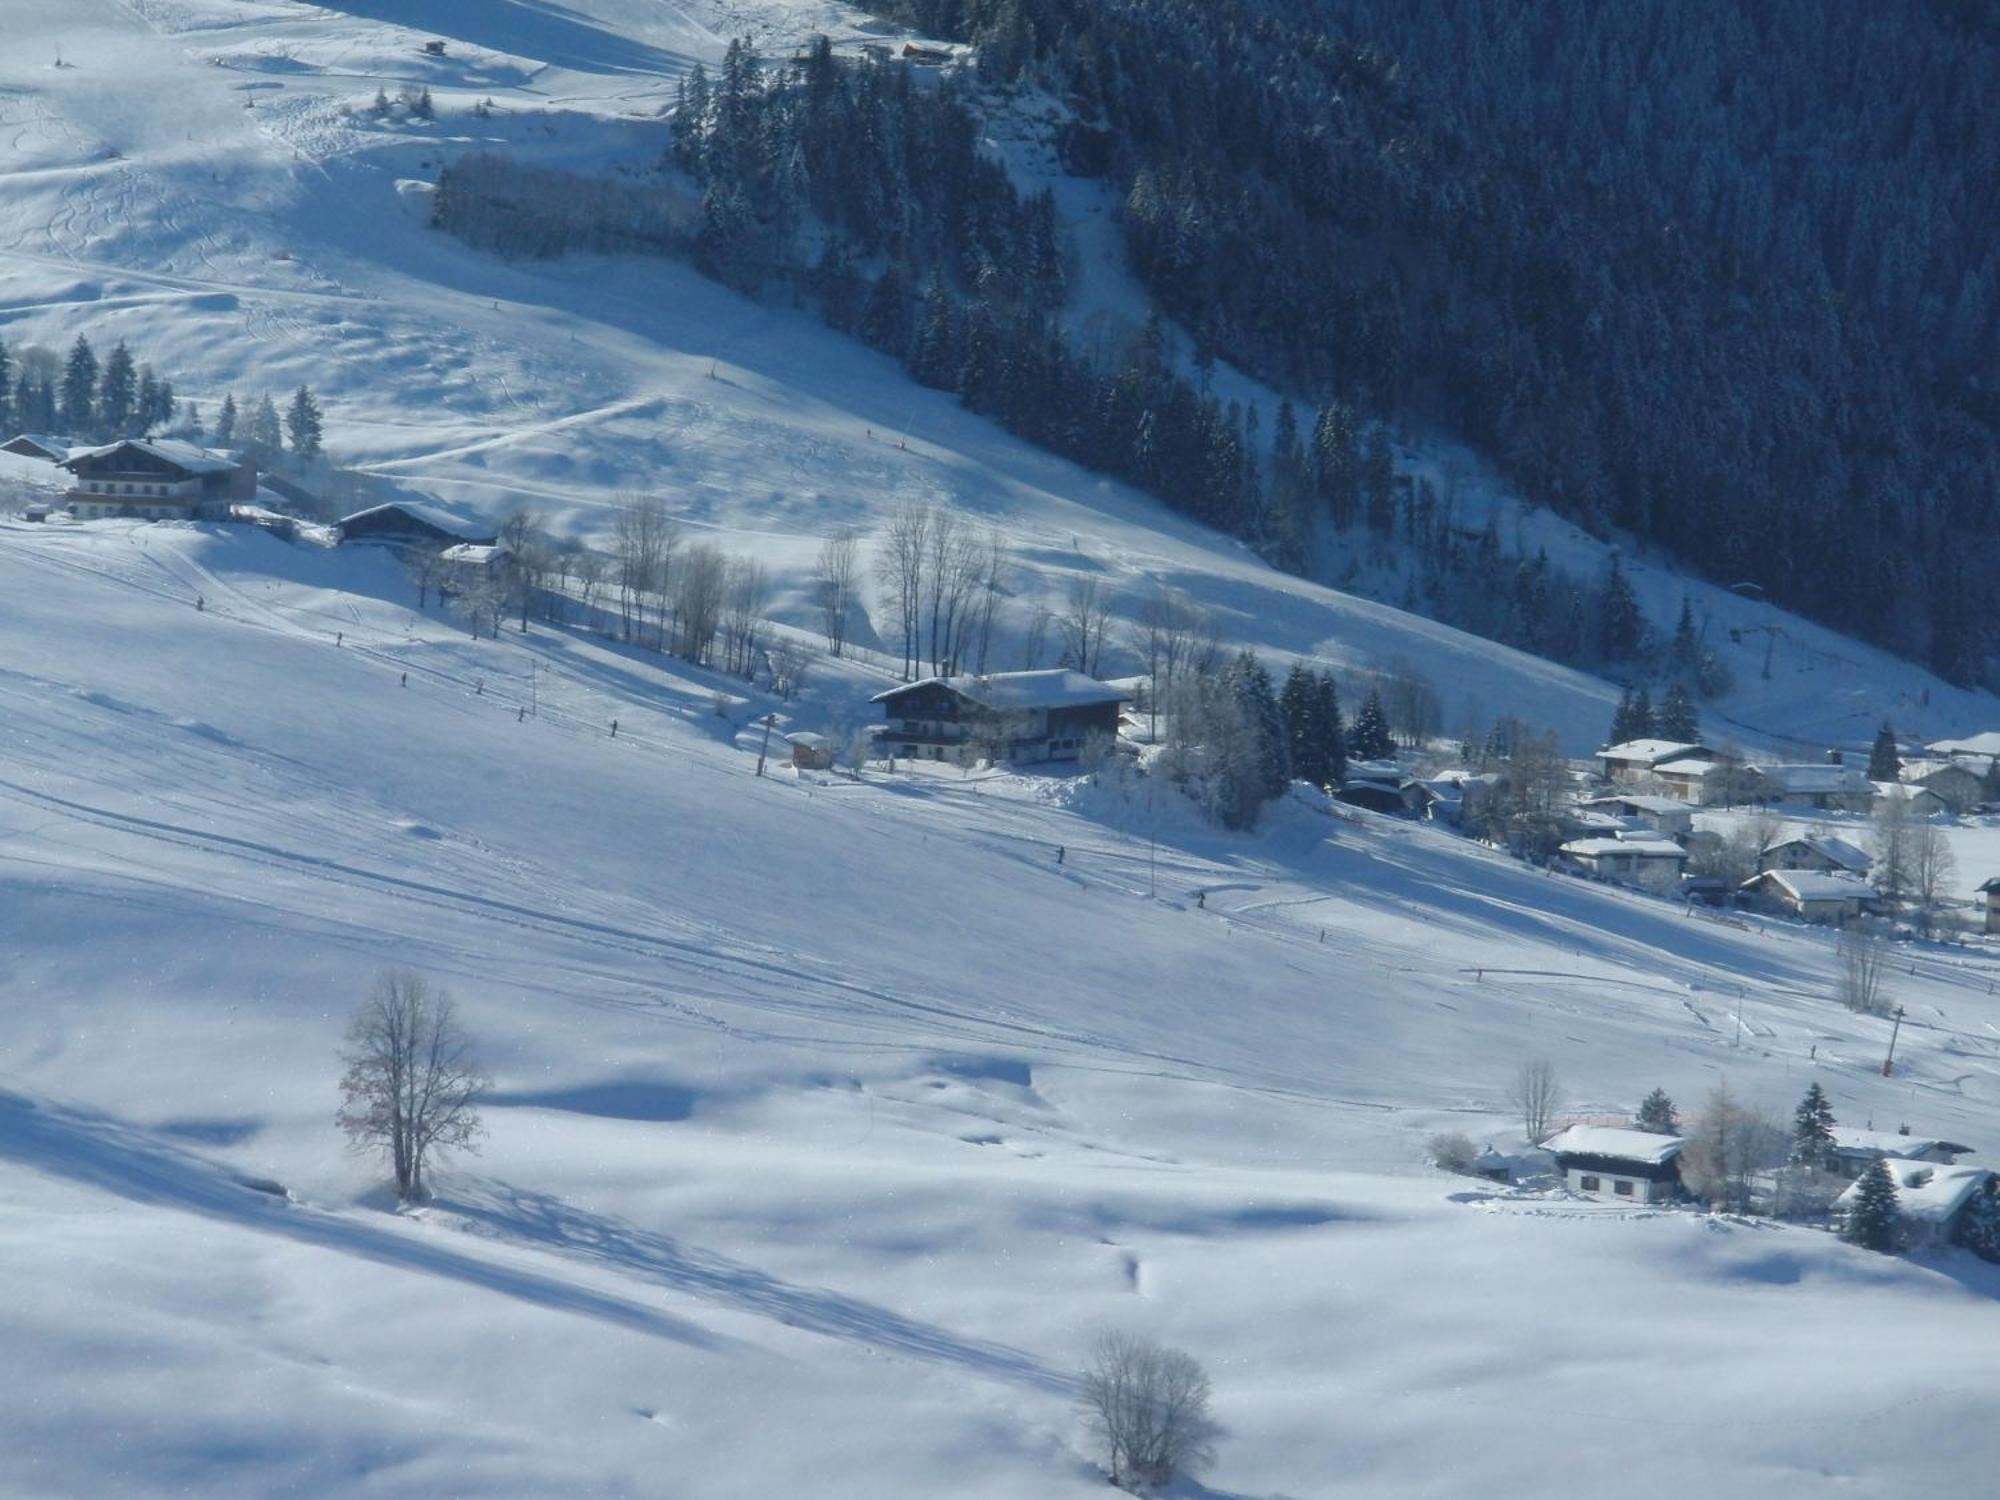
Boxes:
[1,0,1994,765]
[8,519,2000,1497]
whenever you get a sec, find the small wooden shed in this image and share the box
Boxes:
[786,731,835,771]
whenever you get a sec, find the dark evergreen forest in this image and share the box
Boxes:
[881,0,1999,683]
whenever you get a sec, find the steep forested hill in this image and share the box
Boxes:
[883,0,2000,682]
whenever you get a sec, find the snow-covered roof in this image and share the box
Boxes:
[1872,780,1944,805]
[1902,758,1979,784]
[3,432,70,458]
[61,437,238,475]
[1580,794,1689,816]
[338,501,495,541]
[1929,732,2000,760]
[1654,758,1721,778]
[1345,758,1409,786]
[1836,1161,1992,1226]
[1601,739,1704,766]
[784,731,832,749]
[1765,834,1872,873]
[1561,836,1687,859]
[1744,869,1873,903]
[872,669,1127,713]
[440,542,509,565]
[1746,763,1874,795]
[1829,1128,1971,1160]
[1541,1125,1684,1166]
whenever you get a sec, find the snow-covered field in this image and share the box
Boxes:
[8,2,2000,1495]
[8,519,2000,1497]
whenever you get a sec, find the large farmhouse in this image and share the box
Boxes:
[1542,1125,1685,1203]
[872,670,1126,766]
[338,501,497,548]
[59,439,254,520]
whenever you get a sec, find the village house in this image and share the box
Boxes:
[1758,833,1872,879]
[1744,762,1875,812]
[438,541,513,590]
[1576,794,1694,839]
[1738,868,1873,924]
[338,501,497,549]
[1423,769,1506,828]
[1871,781,1950,819]
[1653,756,1733,804]
[1828,1127,1972,1181]
[58,439,254,521]
[1558,833,1689,891]
[1,433,70,462]
[1541,1124,1685,1203]
[871,670,1126,766]
[1335,760,1428,816]
[784,731,835,771]
[1896,759,1983,816]
[1977,878,2000,936]
[1835,1160,1995,1250]
[1927,732,2000,774]
[1599,739,1711,787]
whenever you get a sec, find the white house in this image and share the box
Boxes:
[1599,739,1709,786]
[1927,731,2000,771]
[1897,758,1983,815]
[1559,834,1689,891]
[1655,757,1731,804]
[1871,781,1949,819]
[1744,762,1875,812]
[1738,869,1873,924]
[1758,834,1872,878]
[1542,1125,1685,1203]
[1577,794,1695,839]
[1829,1127,1973,1181]
[1835,1160,1994,1249]
[1979,877,2000,936]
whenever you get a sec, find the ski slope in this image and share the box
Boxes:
[7,519,2000,1497]
[0,0,1995,766]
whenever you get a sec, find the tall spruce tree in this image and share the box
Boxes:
[1279,663,1321,786]
[246,394,283,466]
[1636,1087,1676,1135]
[285,385,324,463]
[1629,684,1656,741]
[1230,651,1290,801]
[97,340,137,437]
[1350,688,1394,761]
[1788,1083,1836,1170]
[1609,686,1637,746]
[61,335,98,437]
[1316,671,1347,786]
[1958,1181,2000,1263]
[1599,554,1641,662]
[1841,1157,1900,1252]
[1867,722,1901,784]
[1658,682,1699,743]
[215,392,238,446]
[0,336,13,435]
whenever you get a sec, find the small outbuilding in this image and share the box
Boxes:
[1541,1125,1685,1203]
[1,433,71,462]
[785,731,835,771]
[1979,877,2000,936]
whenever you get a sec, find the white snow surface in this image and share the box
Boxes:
[5,3,2000,1496]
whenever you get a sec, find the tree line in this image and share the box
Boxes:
[881,0,1999,684]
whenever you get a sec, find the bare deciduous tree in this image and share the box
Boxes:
[1060,575,1115,677]
[1678,1080,1783,1212]
[813,528,860,657]
[1837,924,1891,1014]
[1871,797,1917,907]
[874,502,930,680]
[1911,820,1957,937]
[719,556,771,678]
[768,636,812,701]
[1128,587,1214,739]
[1078,1331,1221,1491]
[674,542,727,663]
[1511,1058,1561,1144]
[336,970,488,1202]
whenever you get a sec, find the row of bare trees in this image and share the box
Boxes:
[870,503,1008,680]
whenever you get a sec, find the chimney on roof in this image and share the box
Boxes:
[1826,747,1843,765]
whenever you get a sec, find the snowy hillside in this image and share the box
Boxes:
[0,0,1994,763]
[8,4,2000,1496]
[8,520,2000,1496]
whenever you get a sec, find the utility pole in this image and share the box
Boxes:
[755,713,777,777]
[1883,1004,1907,1076]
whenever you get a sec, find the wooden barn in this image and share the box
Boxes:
[338,501,497,549]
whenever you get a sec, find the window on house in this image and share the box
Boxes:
[1579,1175,1601,1192]
[1614,1180,1634,1196]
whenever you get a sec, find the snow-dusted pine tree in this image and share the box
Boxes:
[1636,1087,1676,1135]
[1841,1158,1900,1252]
[1789,1083,1837,1170]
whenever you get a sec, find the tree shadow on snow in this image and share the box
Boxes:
[0,1089,718,1350]
[444,1178,1075,1395]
